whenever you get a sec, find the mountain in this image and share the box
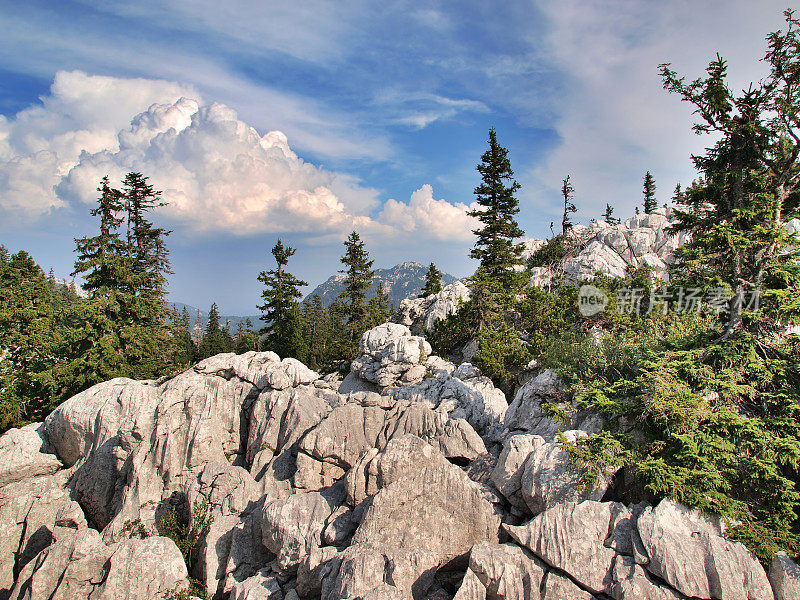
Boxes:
[304,261,458,309]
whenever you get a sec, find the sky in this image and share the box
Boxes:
[0,0,796,313]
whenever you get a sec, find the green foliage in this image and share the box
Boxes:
[158,497,214,584]
[561,175,577,235]
[197,303,231,358]
[420,262,443,297]
[643,171,657,214]
[338,231,375,346]
[121,518,149,539]
[603,203,620,225]
[257,239,308,359]
[526,236,572,269]
[473,321,530,389]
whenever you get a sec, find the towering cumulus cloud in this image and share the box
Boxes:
[0,71,477,241]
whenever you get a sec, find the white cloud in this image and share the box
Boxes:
[377,184,479,241]
[526,0,792,225]
[1,71,476,243]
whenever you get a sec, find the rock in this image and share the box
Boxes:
[504,501,623,595]
[261,490,337,574]
[540,571,594,600]
[228,568,283,600]
[463,542,546,600]
[0,423,61,487]
[504,371,565,437]
[770,552,800,600]
[338,372,380,395]
[637,499,772,600]
[519,430,613,515]
[393,280,470,333]
[0,473,87,595]
[96,536,189,600]
[350,324,432,389]
[490,434,543,510]
[8,530,187,600]
[351,436,501,568]
[609,555,684,600]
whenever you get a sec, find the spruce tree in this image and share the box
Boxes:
[469,128,525,289]
[420,263,443,297]
[234,317,259,354]
[602,203,619,225]
[257,239,308,358]
[367,284,391,328]
[560,175,577,235]
[671,183,686,206]
[643,171,657,213]
[338,231,375,343]
[198,303,229,358]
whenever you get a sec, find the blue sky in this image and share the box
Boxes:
[0,0,795,313]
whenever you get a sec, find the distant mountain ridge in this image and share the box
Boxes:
[305,261,458,309]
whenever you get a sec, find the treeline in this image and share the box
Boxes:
[0,178,441,431]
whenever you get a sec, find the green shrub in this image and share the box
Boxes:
[158,497,215,599]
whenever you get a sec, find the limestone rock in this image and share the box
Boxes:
[504,501,623,595]
[228,568,283,600]
[609,555,684,600]
[769,552,800,600]
[467,542,546,600]
[490,434,543,510]
[540,571,594,600]
[637,499,772,600]
[261,490,337,574]
[350,324,432,388]
[0,423,61,488]
[519,430,613,515]
[351,437,501,568]
[393,280,470,333]
[0,473,87,596]
[504,370,565,437]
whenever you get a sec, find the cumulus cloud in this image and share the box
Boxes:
[1,70,476,243]
[377,184,478,241]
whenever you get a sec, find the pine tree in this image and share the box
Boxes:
[171,305,196,366]
[469,129,525,289]
[420,263,443,297]
[234,318,259,354]
[257,240,308,358]
[661,24,800,335]
[602,203,619,225]
[671,183,686,206]
[198,303,230,358]
[560,175,577,235]
[367,284,391,329]
[338,231,375,343]
[643,171,657,213]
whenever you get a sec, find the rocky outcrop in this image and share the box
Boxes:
[527,208,688,287]
[394,280,471,334]
[0,338,788,600]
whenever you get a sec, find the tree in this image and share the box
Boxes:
[561,175,577,235]
[660,13,800,335]
[671,183,684,204]
[234,318,259,354]
[0,251,64,429]
[338,231,375,343]
[420,263,443,297]
[602,203,619,225]
[257,240,308,358]
[198,303,230,358]
[367,284,391,329]
[643,171,657,213]
[469,129,526,288]
[172,305,196,366]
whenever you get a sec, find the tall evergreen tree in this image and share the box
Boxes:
[643,171,658,213]
[602,203,619,225]
[671,183,686,206]
[234,318,259,354]
[338,231,375,343]
[172,305,196,366]
[257,240,308,358]
[420,263,443,297]
[468,128,525,289]
[198,303,230,358]
[560,175,577,235]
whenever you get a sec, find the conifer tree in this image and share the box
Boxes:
[420,263,443,297]
[257,240,308,358]
[172,305,196,366]
[671,183,686,206]
[469,129,525,289]
[643,171,657,213]
[560,175,577,235]
[198,303,230,358]
[235,317,259,354]
[602,203,619,225]
[338,231,375,342]
[367,284,391,328]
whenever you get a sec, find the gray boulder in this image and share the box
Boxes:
[0,423,61,488]
[769,552,800,600]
